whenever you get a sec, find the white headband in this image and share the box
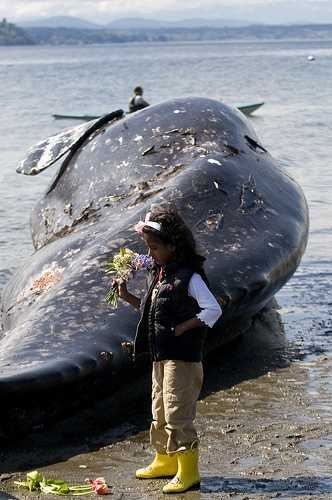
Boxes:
[134,212,162,234]
[144,221,162,231]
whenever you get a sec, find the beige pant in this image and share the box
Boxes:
[150,360,203,454]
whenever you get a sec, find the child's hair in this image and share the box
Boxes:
[143,203,207,280]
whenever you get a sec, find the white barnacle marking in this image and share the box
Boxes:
[63,248,81,259]
[105,138,111,145]
[118,137,123,145]
[208,159,222,166]
[133,135,143,142]
[81,306,91,313]
[116,160,129,169]
[182,146,195,154]
[173,109,186,114]
[223,243,242,252]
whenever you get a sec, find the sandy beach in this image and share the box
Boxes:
[1,306,331,499]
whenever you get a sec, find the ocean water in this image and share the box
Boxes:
[0,40,331,390]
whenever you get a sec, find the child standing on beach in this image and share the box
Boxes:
[115,204,222,494]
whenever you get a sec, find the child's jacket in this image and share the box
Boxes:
[134,262,206,362]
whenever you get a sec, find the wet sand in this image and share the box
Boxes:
[1,306,332,499]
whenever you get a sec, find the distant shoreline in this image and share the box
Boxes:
[1,38,332,50]
[2,20,332,46]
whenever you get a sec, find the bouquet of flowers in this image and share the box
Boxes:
[105,248,154,308]
[14,470,110,496]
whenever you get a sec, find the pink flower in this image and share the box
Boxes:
[134,220,145,234]
[134,211,154,234]
[85,477,109,495]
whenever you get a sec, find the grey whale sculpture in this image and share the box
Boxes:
[0,98,308,426]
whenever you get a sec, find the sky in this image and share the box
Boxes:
[2,0,332,25]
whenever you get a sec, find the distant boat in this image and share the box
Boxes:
[237,102,264,116]
[307,55,315,61]
[52,113,101,120]
[53,102,265,121]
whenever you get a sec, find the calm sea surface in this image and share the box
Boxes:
[0,40,331,397]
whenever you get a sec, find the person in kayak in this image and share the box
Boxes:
[128,86,150,113]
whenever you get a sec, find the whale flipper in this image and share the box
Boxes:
[17,110,124,176]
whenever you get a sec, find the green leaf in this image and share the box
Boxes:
[25,470,44,491]
[105,287,118,308]
[15,472,93,496]
[27,470,44,483]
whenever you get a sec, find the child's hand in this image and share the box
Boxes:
[174,318,204,336]
[112,279,141,310]
[174,323,186,336]
[113,278,128,299]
